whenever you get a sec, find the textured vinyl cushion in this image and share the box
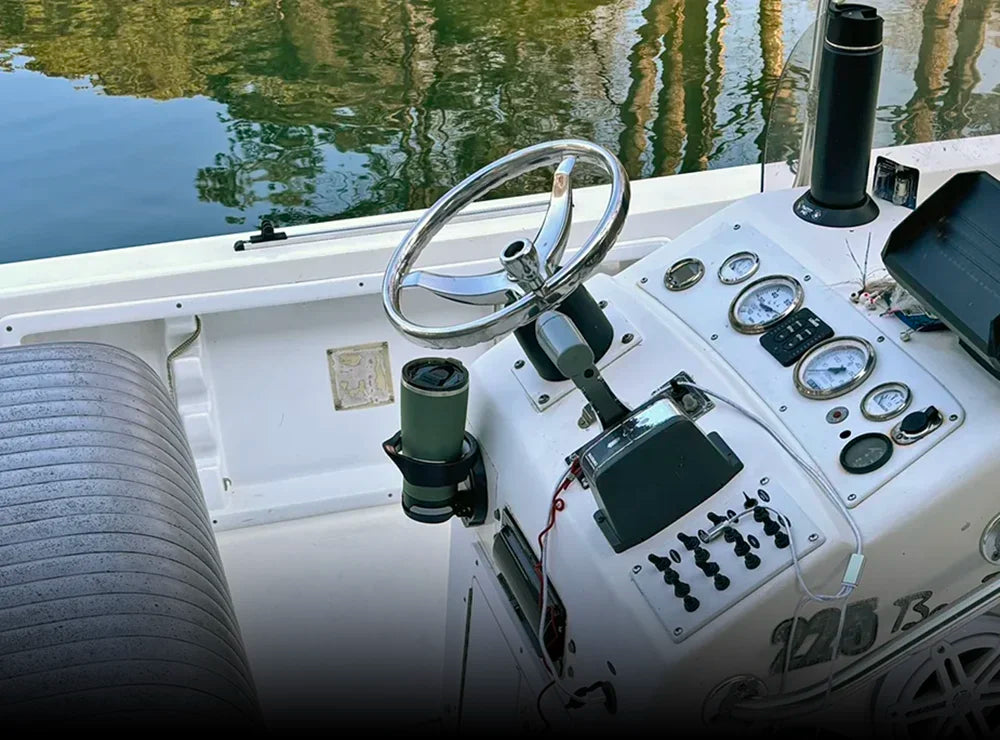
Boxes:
[0,343,260,725]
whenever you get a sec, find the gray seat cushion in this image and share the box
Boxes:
[0,343,260,725]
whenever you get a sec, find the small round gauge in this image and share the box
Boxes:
[664,257,705,291]
[728,275,804,334]
[861,382,912,421]
[840,432,893,475]
[718,251,760,285]
[794,336,876,400]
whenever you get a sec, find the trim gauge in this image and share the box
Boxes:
[718,251,760,285]
[728,275,804,334]
[793,336,876,400]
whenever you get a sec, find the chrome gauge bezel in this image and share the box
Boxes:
[728,275,804,335]
[861,381,912,422]
[718,250,760,285]
[793,336,877,400]
[664,257,705,291]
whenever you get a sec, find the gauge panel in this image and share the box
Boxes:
[794,336,876,400]
[718,251,760,285]
[861,382,912,421]
[728,275,804,334]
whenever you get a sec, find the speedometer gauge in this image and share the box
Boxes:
[861,381,911,421]
[728,275,804,334]
[718,251,760,285]
[794,337,876,400]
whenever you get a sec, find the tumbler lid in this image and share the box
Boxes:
[402,357,469,393]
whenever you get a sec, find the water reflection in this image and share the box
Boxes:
[0,0,997,257]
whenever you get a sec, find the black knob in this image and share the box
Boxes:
[678,532,700,551]
[744,552,762,570]
[707,512,726,525]
[663,568,679,585]
[763,520,781,537]
[673,580,691,598]
[900,406,941,436]
[734,538,751,557]
[683,595,700,613]
[753,507,769,523]
[774,532,790,549]
[648,553,671,571]
[743,492,758,509]
[699,561,720,577]
[693,547,710,564]
[723,526,738,543]
[714,573,730,591]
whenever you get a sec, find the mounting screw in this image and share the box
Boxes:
[733,224,741,231]
[848,493,857,502]
[598,300,608,309]
[622,333,635,344]
[949,414,958,422]
[673,627,684,636]
[710,334,719,341]
[538,394,550,405]
[803,275,811,282]
[779,405,787,412]
[514,359,525,369]
[760,477,769,485]
[877,335,885,343]
[808,533,819,542]
[640,277,649,284]
[632,564,642,574]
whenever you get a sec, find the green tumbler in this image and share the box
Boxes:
[400,357,470,523]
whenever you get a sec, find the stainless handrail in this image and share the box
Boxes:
[731,576,1000,720]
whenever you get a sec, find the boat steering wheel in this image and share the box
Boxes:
[382,139,630,349]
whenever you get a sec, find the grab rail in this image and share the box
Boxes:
[730,576,1000,721]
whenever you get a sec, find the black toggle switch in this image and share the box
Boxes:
[744,552,761,570]
[713,573,730,591]
[763,520,781,537]
[733,534,750,557]
[673,580,691,598]
[723,526,738,543]
[774,532,790,549]
[743,492,758,509]
[648,553,671,571]
[678,532,700,551]
[753,506,769,523]
[698,561,720,577]
[663,568,679,585]
[693,547,710,564]
[683,595,700,613]
[707,512,726,525]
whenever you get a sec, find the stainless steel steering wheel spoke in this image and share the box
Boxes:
[533,156,576,275]
[401,268,517,306]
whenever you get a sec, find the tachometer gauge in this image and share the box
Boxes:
[861,381,911,421]
[794,336,876,400]
[718,251,760,285]
[728,275,804,334]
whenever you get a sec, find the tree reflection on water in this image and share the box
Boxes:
[0,0,997,236]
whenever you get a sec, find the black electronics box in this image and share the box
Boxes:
[883,171,1000,378]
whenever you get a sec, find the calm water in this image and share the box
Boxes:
[1,0,998,262]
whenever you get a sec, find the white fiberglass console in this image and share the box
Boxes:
[444,184,1000,735]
